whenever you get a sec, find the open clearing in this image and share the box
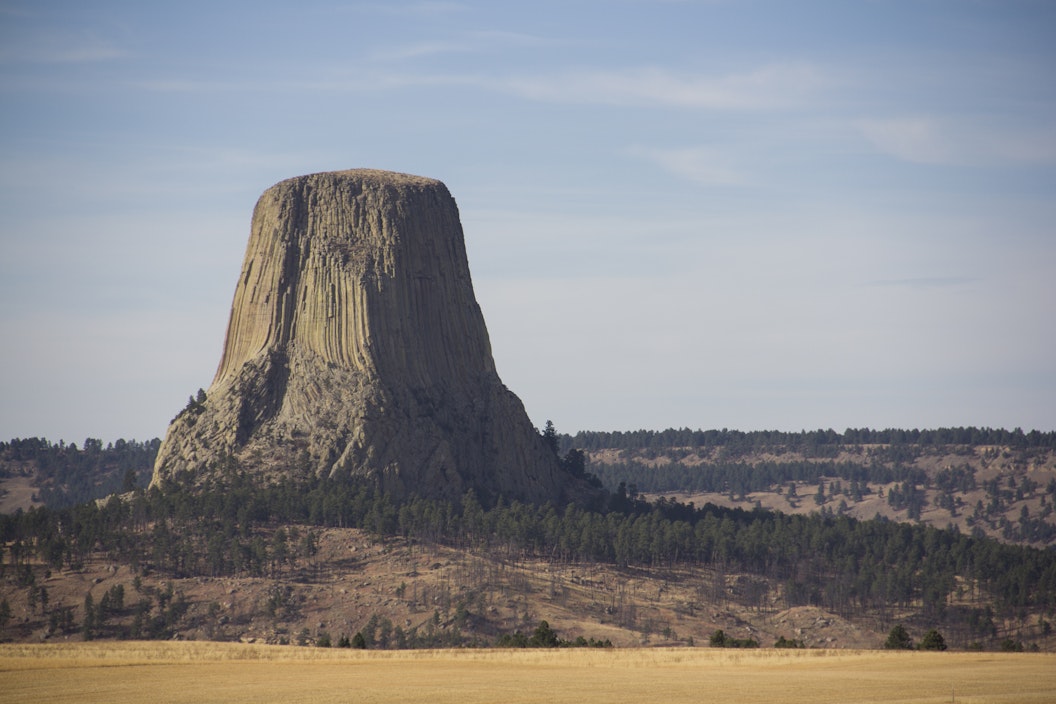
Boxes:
[2,643,1054,704]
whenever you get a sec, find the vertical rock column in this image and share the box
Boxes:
[152,169,580,505]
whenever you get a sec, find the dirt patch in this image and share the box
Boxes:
[0,474,42,513]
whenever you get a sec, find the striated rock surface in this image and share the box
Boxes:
[152,169,582,504]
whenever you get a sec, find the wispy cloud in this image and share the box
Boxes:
[369,29,566,62]
[500,63,826,109]
[858,116,1056,166]
[368,41,474,62]
[134,70,480,94]
[136,58,827,115]
[401,1,468,15]
[354,1,469,18]
[467,29,558,48]
[857,117,952,165]
[627,145,748,186]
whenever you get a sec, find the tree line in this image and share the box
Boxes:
[562,427,1056,454]
[590,460,928,498]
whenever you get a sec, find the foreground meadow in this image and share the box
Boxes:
[2,642,1054,704]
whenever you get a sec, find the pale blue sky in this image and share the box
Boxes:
[1,0,1053,443]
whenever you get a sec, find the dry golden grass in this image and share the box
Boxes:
[2,642,1054,704]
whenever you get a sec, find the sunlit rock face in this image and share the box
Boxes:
[152,169,576,504]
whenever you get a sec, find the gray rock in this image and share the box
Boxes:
[152,169,586,505]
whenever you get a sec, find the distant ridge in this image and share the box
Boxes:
[564,426,1056,451]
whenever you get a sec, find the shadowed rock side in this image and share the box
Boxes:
[152,169,581,505]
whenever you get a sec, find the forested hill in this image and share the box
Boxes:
[2,428,1056,649]
[559,426,1056,548]
[0,438,159,511]
[2,471,1055,649]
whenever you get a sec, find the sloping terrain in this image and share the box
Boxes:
[2,524,1053,651]
[0,438,157,511]
[3,430,1054,651]
[587,441,1056,547]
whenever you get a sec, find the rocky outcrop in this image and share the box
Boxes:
[152,169,583,505]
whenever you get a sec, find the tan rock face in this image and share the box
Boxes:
[152,169,577,504]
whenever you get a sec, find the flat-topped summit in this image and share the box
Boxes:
[152,169,583,504]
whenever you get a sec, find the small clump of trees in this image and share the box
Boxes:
[496,620,612,649]
[709,629,759,648]
[884,624,947,651]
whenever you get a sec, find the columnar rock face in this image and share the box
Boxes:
[152,169,579,505]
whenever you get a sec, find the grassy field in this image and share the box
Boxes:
[2,642,1054,704]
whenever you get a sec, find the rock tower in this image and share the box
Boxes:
[152,169,580,505]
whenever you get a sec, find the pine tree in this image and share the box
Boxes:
[920,629,947,651]
[82,593,96,641]
[884,624,913,649]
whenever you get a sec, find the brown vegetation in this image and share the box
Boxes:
[2,642,1054,704]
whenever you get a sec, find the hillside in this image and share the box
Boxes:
[2,468,1055,652]
[2,427,1055,652]
[0,438,158,512]
[0,524,883,649]
[3,522,1052,652]
[574,428,1056,547]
